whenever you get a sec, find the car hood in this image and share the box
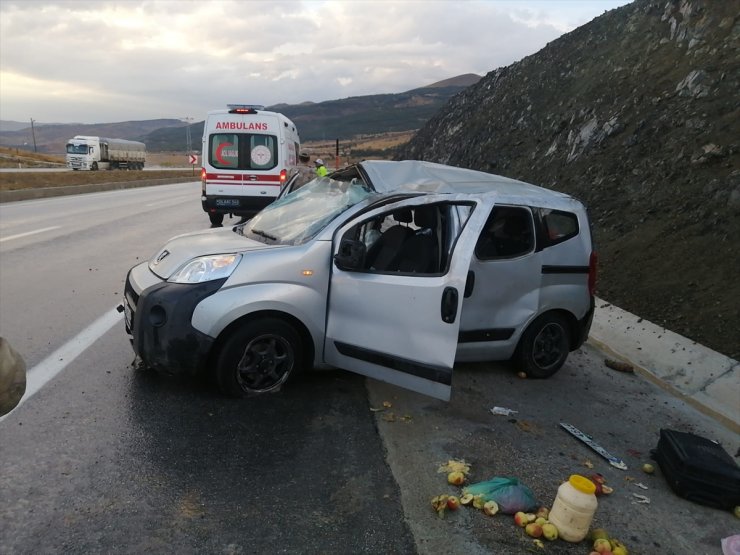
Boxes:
[149,226,279,279]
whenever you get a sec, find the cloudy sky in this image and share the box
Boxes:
[0,0,631,124]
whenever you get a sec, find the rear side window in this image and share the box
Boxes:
[209,133,278,170]
[541,209,579,246]
[475,206,534,259]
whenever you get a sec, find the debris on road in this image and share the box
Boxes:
[490,405,518,416]
[605,358,635,373]
[438,459,471,476]
[560,422,628,470]
[632,493,651,504]
[463,476,538,514]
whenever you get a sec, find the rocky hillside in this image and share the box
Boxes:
[397,0,739,359]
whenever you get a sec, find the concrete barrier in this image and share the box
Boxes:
[0,177,197,203]
[588,298,739,433]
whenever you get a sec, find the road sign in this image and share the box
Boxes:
[188,154,198,165]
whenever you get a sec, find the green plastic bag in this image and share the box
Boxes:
[463,476,538,514]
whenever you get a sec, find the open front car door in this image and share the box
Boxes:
[324,194,494,401]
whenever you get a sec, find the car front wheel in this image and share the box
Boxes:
[516,312,570,378]
[215,318,302,397]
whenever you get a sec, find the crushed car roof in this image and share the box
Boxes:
[360,160,580,209]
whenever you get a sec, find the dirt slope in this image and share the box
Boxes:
[397,0,740,359]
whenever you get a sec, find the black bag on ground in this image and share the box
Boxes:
[651,428,740,510]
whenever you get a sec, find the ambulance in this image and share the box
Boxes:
[201,105,300,226]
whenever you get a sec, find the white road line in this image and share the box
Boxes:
[0,226,61,243]
[0,305,123,422]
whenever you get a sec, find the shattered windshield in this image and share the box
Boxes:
[241,175,376,245]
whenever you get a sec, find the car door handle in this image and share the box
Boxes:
[441,287,459,324]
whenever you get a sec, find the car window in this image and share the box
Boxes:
[541,209,579,245]
[339,202,473,275]
[209,133,278,170]
[475,206,534,259]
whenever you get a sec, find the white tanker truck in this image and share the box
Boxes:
[65,135,146,171]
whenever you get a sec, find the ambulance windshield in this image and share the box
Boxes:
[241,177,375,245]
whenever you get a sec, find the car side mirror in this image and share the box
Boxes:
[334,239,366,271]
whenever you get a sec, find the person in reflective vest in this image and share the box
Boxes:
[292,152,314,189]
[315,158,328,177]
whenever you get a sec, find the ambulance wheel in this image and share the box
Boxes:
[215,318,302,397]
[515,312,570,378]
[208,212,224,226]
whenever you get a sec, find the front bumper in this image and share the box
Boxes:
[124,267,226,376]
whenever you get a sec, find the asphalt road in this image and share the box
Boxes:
[1,183,737,554]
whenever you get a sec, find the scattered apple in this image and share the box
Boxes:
[535,516,548,526]
[460,493,474,506]
[593,538,612,553]
[514,511,529,527]
[473,495,486,510]
[602,485,614,495]
[447,471,465,485]
[535,506,550,519]
[431,494,449,512]
[642,463,655,474]
[446,495,461,510]
[542,522,558,541]
[525,523,543,538]
[483,500,499,516]
[517,371,527,379]
[532,539,545,549]
[610,539,628,555]
[590,528,610,541]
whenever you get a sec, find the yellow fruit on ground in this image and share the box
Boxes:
[483,500,499,516]
[590,528,610,541]
[447,471,465,485]
[542,522,558,541]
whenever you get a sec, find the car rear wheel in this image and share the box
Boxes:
[516,312,570,378]
[215,318,302,397]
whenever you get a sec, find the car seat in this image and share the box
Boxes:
[396,206,439,273]
[366,210,413,270]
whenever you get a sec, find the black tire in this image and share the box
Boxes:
[91,162,98,171]
[208,212,224,226]
[516,312,570,378]
[215,318,302,397]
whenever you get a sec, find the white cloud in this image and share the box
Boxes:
[0,0,632,123]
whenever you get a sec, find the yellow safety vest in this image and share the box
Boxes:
[316,165,328,177]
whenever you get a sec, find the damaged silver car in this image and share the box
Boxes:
[123,160,596,401]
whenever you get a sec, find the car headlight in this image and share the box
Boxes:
[168,254,242,284]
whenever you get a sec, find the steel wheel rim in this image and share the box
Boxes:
[532,322,567,370]
[235,333,294,392]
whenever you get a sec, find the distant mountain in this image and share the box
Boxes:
[396,0,739,359]
[0,75,480,153]
[424,74,482,88]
